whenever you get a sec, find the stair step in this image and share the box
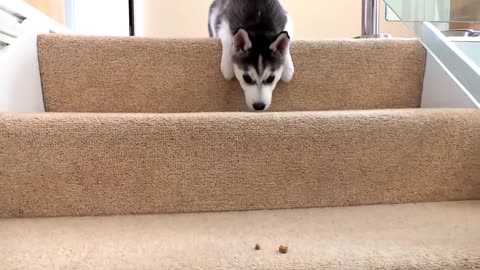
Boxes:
[1,201,479,269]
[37,34,426,113]
[1,109,478,218]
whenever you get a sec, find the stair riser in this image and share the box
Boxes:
[37,35,426,113]
[1,110,478,218]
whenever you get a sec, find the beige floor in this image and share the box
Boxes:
[1,201,479,269]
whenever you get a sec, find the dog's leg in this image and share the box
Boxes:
[284,14,295,40]
[217,21,235,80]
[282,50,294,82]
[282,15,295,82]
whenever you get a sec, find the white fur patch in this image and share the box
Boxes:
[284,14,294,39]
[258,55,264,75]
[281,14,295,82]
[217,19,235,80]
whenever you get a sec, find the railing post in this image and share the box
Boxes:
[362,0,380,37]
[359,0,390,38]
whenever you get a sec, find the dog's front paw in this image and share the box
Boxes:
[221,66,234,80]
[282,65,294,82]
[281,54,295,82]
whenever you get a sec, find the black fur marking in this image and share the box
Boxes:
[221,0,287,34]
[209,0,289,73]
[232,31,284,73]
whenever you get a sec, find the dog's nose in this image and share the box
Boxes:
[253,103,266,111]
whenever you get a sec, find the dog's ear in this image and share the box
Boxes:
[233,28,252,53]
[270,31,290,56]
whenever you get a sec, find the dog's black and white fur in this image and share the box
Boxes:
[208,0,294,111]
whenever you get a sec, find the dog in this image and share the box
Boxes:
[208,0,294,111]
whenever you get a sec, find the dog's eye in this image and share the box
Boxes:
[265,75,275,84]
[243,74,255,85]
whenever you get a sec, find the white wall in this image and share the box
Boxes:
[134,0,412,39]
[68,0,129,36]
[0,18,53,112]
[0,1,70,112]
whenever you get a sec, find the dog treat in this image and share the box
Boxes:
[255,244,261,250]
[279,245,288,254]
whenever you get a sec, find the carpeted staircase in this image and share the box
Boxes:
[0,34,479,269]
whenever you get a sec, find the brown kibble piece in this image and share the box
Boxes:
[279,245,288,254]
[255,244,261,250]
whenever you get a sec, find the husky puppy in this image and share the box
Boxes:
[208,0,294,111]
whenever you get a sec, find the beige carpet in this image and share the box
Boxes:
[1,34,478,268]
[1,109,479,218]
[37,35,426,113]
[1,201,479,270]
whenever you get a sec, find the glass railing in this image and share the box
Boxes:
[385,0,479,22]
[384,0,480,104]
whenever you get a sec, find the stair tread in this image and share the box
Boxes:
[1,201,479,269]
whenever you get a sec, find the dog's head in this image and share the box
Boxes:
[232,28,290,111]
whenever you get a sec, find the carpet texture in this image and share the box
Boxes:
[1,109,479,218]
[1,201,479,270]
[37,35,426,113]
[1,34,479,268]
